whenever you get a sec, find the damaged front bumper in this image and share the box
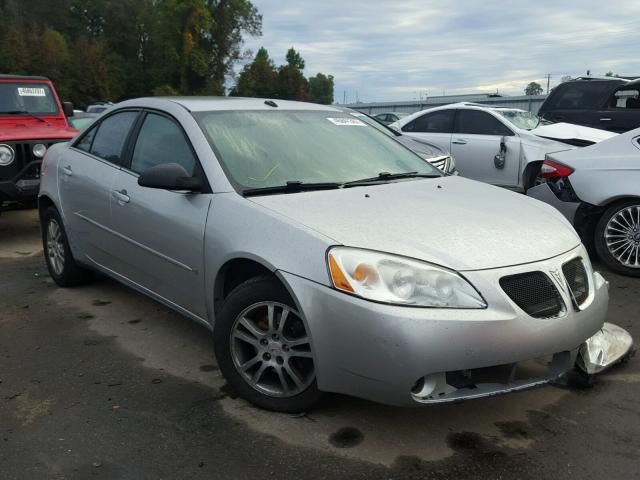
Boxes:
[281,246,609,406]
[577,322,635,375]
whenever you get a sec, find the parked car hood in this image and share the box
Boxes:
[0,118,77,141]
[529,122,616,144]
[248,176,580,271]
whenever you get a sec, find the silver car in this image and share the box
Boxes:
[39,97,608,412]
[528,127,640,276]
[391,103,616,191]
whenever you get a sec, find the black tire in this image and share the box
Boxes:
[594,200,640,277]
[41,206,92,286]
[213,275,321,412]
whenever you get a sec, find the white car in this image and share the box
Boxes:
[390,103,616,191]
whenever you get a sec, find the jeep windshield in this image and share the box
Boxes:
[0,82,59,115]
[194,110,441,192]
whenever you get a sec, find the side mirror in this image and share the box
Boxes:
[387,124,401,133]
[63,102,74,117]
[138,163,202,192]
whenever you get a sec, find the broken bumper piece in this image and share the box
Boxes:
[577,322,635,375]
[411,351,576,404]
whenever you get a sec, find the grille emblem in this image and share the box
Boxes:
[550,269,564,287]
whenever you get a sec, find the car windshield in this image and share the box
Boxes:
[194,110,441,190]
[0,82,59,115]
[497,110,551,130]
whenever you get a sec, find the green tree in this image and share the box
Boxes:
[525,81,543,96]
[605,71,617,77]
[230,47,278,97]
[206,0,263,94]
[277,47,309,101]
[308,73,334,104]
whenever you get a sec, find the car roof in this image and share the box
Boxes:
[117,96,344,113]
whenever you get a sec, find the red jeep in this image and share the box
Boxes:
[0,75,78,210]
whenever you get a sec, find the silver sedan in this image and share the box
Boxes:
[39,97,608,412]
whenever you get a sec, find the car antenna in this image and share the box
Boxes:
[264,100,278,108]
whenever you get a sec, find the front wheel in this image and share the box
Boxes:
[41,206,92,286]
[594,201,640,277]
[213,275,320,412]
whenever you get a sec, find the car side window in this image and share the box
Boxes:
[90,111,138,164]
[402,110,454,133]
[75,125,97,152]
[130,113,196,176]
[455,110,513,136]
[606,88,640,109]
[546,82,616,110]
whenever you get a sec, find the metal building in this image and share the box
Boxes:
[344,93,547,115]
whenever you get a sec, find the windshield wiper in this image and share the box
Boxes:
[343,171,440,187]
[242,180,343,197]
[3,110,50,124]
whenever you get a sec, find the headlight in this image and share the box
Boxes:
[33,144,47,158]
[0,144,15,166]
[327,247,486,308]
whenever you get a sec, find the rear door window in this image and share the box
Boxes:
[90,111,139,165]
[546,82,617,109]
[454,110,513,136]
[402,109,454,133]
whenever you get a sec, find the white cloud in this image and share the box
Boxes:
[242,0,640,102]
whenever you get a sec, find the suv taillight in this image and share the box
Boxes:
[541,160,574,180]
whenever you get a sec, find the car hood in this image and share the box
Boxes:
[248,176,580,271]
[0,118,77,141]
[529,122,616,144]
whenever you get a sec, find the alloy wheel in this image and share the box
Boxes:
[229,301,315,398]
[46,219,65,276]
[605,205,640,268]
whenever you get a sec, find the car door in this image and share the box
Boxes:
[107,111,211,319]
[59,110,140,266]
[400,109,454,153]
[449,109,520,187]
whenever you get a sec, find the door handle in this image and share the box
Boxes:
[452,139,467,145]
[600,118,612,121]
[112,189,130,204]
[62,166,73,176]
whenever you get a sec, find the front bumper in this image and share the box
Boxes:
[0,159,42,203]
[282,245,608,406]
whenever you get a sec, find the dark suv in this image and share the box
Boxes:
[538,77,640,133]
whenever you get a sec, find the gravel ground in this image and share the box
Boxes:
[1,209,639,480]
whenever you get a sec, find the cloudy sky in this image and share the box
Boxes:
[242,0,640,103]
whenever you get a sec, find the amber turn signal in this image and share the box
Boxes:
[328,254,354,293]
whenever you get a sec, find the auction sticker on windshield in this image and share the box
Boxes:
[17,88,46,97]
[327,117,366,126]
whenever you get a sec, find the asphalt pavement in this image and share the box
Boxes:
[1,209,639,480]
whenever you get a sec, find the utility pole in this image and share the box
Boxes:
[343,90,346,104]
[545,74,551,94]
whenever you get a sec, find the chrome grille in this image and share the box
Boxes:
[500,271,564,318]
[429,156,450,173]
[562,258,589,306]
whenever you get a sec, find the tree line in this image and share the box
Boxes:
[0,0,334,108]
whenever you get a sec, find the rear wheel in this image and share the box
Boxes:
[41,206,92,286]
[213,275,320,412]
[594,200,640,277]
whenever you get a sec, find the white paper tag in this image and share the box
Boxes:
[18,87,46,97]
[327,117,366,126]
